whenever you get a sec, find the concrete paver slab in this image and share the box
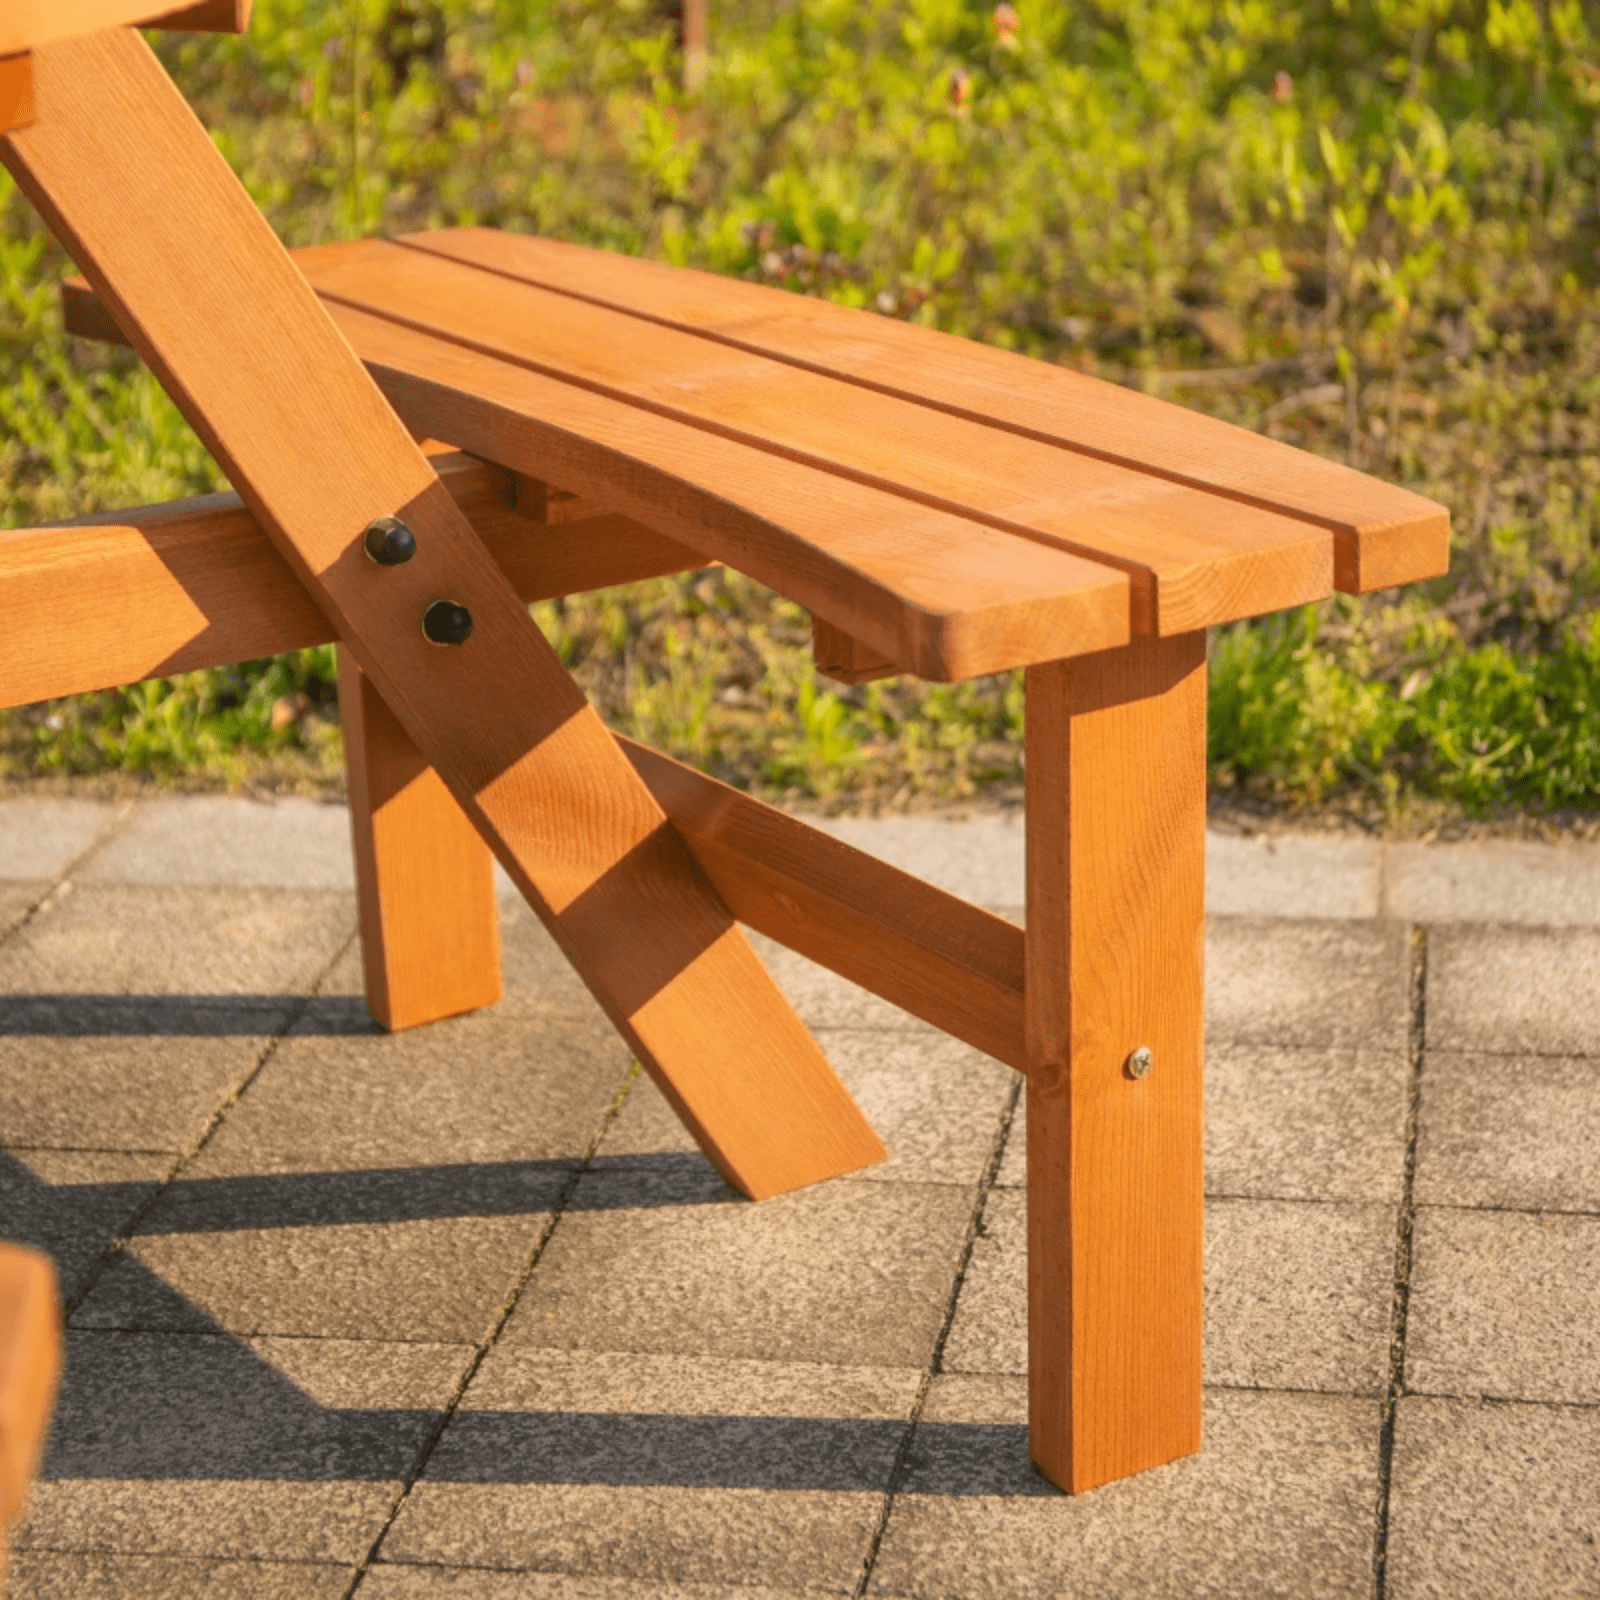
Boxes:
[944,1190,1396,1393]
[1206,919,1412,1049]
[868,1379,1381,1599]
[6,1553,352,1599]
[1207,832,1381,920]
[1386,839,1600,926]
[599,1029,1015,1189]
[1426,925,1600,1055]
[1415,1052,1600,1211]
[364,1574,816,1600]
[745,934,933,1034]
[1386,1396,1600,1600]
[503,1168,974,1370]
[0,798,124,881]
[1407,1207,1600,1404]
[0,880,42,938]
[78,797,355,889]
[813,812,1027,908]
[0,884,354,998]
[0,1036,276,1153]
[0,1147,169,1302]
[15,1331,464,1563]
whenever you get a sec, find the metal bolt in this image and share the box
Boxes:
[1125,1046,1153,1080]
[422,600,474,646]
[363,516,417,566]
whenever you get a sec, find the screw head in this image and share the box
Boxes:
[422,599,475,646]
[363,516,417,566]
[1125,1046,1154,1080]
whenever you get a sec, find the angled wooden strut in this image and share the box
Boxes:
[0,26,885,1200]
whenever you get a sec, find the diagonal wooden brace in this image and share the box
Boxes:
[0,26,885,1200]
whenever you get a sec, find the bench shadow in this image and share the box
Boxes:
[0,993,376,1036]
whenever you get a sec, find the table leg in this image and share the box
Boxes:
[338,648,503,1031]
[1024,631,1206,1492]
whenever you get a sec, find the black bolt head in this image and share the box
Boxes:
[422,600,475,646]
[364,516,417,566]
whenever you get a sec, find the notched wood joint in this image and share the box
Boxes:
[509,469,614,526]
[812,616,898,684]
[0,52,35,136]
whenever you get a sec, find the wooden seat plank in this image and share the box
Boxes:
[0,451,709,709]
[407,227,1450,594]
[4,24,886,1202]
[296,238,1334,636]
[0,0,250,54]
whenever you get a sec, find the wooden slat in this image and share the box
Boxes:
[621,737,1027,1070]
[63,274,1134,679]
[0,1245,61,1537]
[812,617,897,684]
[408,227,1451,594]
[1024,634,1206,1493]
[296,238,1334,636]
[5,26,886,1203]
[0,1,250,53]
[0,451,708,709]
[0,55,33,137]
[339,650,503,1032]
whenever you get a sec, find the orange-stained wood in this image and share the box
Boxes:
[296,238,1334,636]
[812,617,897,684]
[621,737,1027,1070]
[339,649,503,1032]
[1025,633,1207,1492]
[0,1245,61,1542]
[0,55,32,135]
[0,0,250,52]
[3,26,885,1201]
[408,227,1451,595]
[0,451,710,710]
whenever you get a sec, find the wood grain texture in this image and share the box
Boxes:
[339,649,503,1032]
[410,227,1451,595]
[812,617,897,684]
[3,26,884,1201]
[0,1245,61,1536]
[622,737,1027,1070]
[0,55,33,135]
[0,0,250,52]
[62,270,1133,678]
[0,450,709,709]
[1024,633,1206,1492]
[298,237,1334,635]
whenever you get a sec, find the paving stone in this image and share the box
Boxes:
[943,1190,1396,1394]
[494,899,613,1018]
[5,1552,352,1599]
[1385,1396,1600,1600]
[599,1030,1016,1189]
[0,1036,276,1153]
[1207,919,1412,1049]
[503,1167,974,1370]
[867,1378,1381,1599]
[0,1147,169,1302]
[0,798,124,881]
[1415,1053,1600,1211]
[0,884,354,999]
[745,935,934,1034]
[364,1573,816,1600]
[998,1044,1413,1202]
[1207,832,1381,920]
[0,880,43,938]
[1407,1207,1600,1403]
[1426,925,1600,1055]
[78,796,355,889]
[15,1331,463,1563]
[810,811,1027,907]
[383,1349,918,1588]
[1386,839,1600,927]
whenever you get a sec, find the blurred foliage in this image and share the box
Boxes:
[3,0,1600,819]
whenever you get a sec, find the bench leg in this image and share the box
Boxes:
[338,648,503,1031]
[1024,632,1207,1493]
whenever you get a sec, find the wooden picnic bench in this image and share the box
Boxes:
[0,6,1448,1495]
[0,1246,62,1597]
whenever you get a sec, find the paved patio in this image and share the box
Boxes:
[1,794,1597,1599]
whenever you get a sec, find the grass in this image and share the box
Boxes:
[3,0,1600,826]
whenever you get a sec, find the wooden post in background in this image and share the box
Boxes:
[338,648,504,1032]
[680,0,708,91]
[1024,632,1207,1492]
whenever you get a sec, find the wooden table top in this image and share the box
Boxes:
[63,227,1450,682]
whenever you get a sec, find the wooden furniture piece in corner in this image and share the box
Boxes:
[2,12,1449,1493]
[0,1246,62,1597]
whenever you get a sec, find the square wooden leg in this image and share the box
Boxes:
[338,647,503,1031]
[1024,631,1207,1492]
